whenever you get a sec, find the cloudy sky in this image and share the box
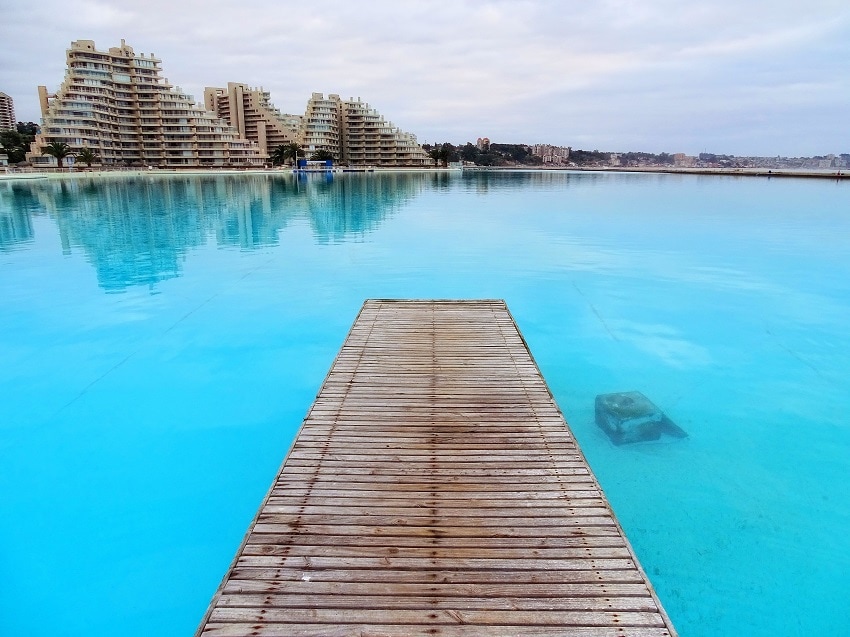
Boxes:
[2,0,847,156]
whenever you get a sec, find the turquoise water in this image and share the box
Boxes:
[1,171,848,636]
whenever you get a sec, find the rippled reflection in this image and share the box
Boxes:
[0,183,39,250]
[0,172,428,290]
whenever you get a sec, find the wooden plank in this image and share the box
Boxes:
[238,545,632,559]
[242,534,624,549]
[196,300,677,637]
[263,494,605,506]
[259,505,609,516]
[208,608,666,626]
[265,491,604,502]
[224,570,648,586]
[246,524,619,539]
[201,625,672,637]
[216,593,660,611]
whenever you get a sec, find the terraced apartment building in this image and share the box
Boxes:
[26,39,431,169]
[27,40,260,168]
[301,92,343,160]
[302,93,430,166]
[339,96,430,167]
[210,88,431,167]
[204,83,302,157]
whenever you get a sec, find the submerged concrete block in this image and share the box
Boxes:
[595,391,687,445]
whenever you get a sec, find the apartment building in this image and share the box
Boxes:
[531,144,571,165]
[299,93,429,166]
[301,92,343,158]
[0,92,15,130]
[204,82,301,156]
[28,40,260,168]
[341,97,430,167]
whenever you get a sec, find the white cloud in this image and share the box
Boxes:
[1,0,848,155]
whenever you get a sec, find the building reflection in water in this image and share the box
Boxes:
[0,172,427,292]
[0,183,38,250]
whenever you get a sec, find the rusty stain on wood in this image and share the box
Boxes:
[196,299,677,637]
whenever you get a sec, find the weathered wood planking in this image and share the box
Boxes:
[196,299,677,637]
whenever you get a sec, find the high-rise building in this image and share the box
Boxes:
[204,83,301,157]
[299,93,430,166]
[27,40,260,167]
[0,92,15,130]
[341,98,430,167]
[301,92,343,159]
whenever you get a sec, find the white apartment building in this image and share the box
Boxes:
[301,92,343,158]
[0,92,15,130]
[341,98,430,167]
[28,40,260,168]
[299,93,429,166]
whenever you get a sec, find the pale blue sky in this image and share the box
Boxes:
[2,0,848,156]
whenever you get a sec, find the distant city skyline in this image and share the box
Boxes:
[1,0,848,157]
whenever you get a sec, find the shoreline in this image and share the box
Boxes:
[1,165,847,182]
[564,165,850,180]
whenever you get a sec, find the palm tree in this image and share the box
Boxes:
[41,141,73,169]
[76,147,99,168]
[310,149,335,162]
[284,142,301,165]
[269,142,302,167]
[269,145,287,166]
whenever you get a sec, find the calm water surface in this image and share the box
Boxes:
[1,171,848,636]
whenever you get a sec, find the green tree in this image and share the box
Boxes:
[41,141,73,169]
[310,149,335,162]
[269,145,287,166]
[475,152,500,167]
[460,143,480,162]
[270,142,301,166]
[442,143,459,166]
[491,143,531,163]
[285,142,301,164]
[570,149,611,166]
[1,129,27,163]
[17,122,39,137]
[428,143,457,167]
[1,122,39,163]
[76,147,100,168]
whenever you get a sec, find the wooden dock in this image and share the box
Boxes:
[196,299,677,637]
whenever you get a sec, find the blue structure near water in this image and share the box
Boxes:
[294,158,334,172]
